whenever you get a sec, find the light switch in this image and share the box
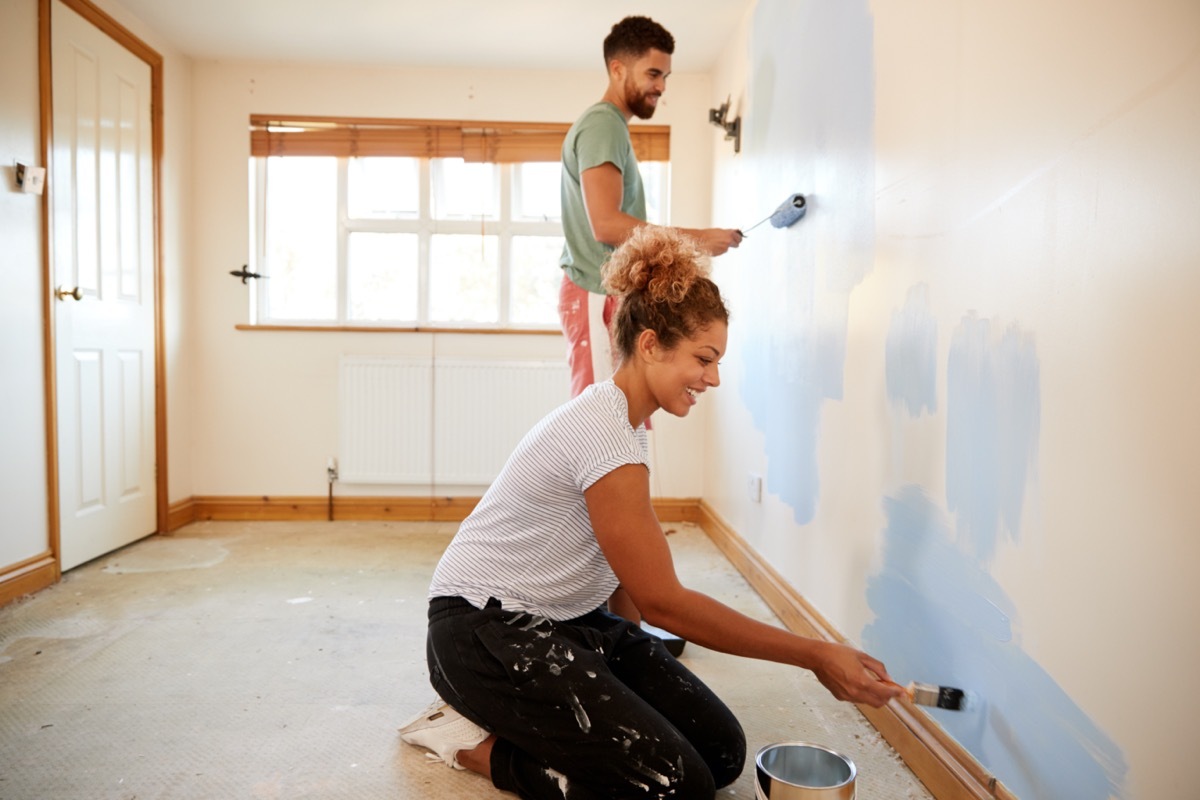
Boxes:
[16,163,46,195]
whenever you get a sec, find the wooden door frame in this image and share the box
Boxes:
[38,0,167,570]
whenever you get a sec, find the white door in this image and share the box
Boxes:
[51,0,157,570]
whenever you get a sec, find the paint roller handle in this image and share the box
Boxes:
[737,216,771,235]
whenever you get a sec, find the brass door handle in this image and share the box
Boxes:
[55,286,83,301]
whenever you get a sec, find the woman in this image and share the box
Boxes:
[400,226,902,799]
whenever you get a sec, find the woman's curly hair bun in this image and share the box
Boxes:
[601,226,711,303]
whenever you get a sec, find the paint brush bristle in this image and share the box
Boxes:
[906,681,968,711]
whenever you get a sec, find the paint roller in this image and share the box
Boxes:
[739,193,807,236]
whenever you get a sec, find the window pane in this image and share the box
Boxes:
[513,162,561,221]
[432,158,498,220]
[348,157,418,219]
[348,232,418,321]
[510,236,564,326]
[429,234,498,323]
[253,149,575,329]
[264,157,337,320]
[640,162,667,224]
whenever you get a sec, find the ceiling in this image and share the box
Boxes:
[112,0,751,73]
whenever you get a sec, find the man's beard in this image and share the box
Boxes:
[626,81,659,120]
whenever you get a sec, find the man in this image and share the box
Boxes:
[558,15,743,653]
[559,15,743,398]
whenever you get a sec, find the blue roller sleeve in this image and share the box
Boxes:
[769,193,806,228]
[740,193,807,234]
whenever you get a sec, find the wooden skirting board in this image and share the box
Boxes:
[175,495,478,523]
[163,494,1012,799]
[168,495,705,529]
[0,552,60,607]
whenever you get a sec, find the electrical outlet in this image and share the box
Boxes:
[747,473,762,503]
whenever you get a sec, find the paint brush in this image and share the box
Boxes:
[887,680,969,711]
[906,681,968,710]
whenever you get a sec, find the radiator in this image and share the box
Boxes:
[338,356,570,485]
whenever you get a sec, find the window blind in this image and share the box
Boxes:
[248,114,670,163]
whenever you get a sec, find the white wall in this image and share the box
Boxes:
[708,1,1200,798]
[188,60,716,498]
[0,0,50,568]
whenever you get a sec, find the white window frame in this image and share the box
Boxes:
[249,155,668,330]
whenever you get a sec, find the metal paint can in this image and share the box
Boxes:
[754,742,857,800]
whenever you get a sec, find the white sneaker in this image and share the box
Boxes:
[398,698,490,770]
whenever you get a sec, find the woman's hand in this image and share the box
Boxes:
[810,641,905,708]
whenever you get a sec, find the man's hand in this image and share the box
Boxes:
[694,227,743,256]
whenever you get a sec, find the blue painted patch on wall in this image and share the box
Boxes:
[864,486,1127,799]
[870,310,1125,797]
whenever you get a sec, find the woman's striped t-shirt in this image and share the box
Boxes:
[428,380,649,620]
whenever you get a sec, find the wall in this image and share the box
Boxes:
[708,0,1199,798]
[0,0,51,569]
[188,60,716,499]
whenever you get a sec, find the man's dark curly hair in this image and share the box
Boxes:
[602,16,675,66]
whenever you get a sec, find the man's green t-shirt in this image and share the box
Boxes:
[559,102,647,295]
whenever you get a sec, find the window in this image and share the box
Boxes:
[248,116,670,330]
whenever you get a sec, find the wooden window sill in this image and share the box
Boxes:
[235,324,561,336]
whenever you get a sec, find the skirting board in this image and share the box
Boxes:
[0,553,59,607]
[696,501,1015,800]
[173,495,477,525]
[164,493,1010,800]
[168,495,704,530]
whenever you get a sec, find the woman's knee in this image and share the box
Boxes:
[707,726,747,789]
[624,764,712,799]
[638,746,717,800]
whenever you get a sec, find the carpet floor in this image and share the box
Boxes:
[0,520,934,799]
